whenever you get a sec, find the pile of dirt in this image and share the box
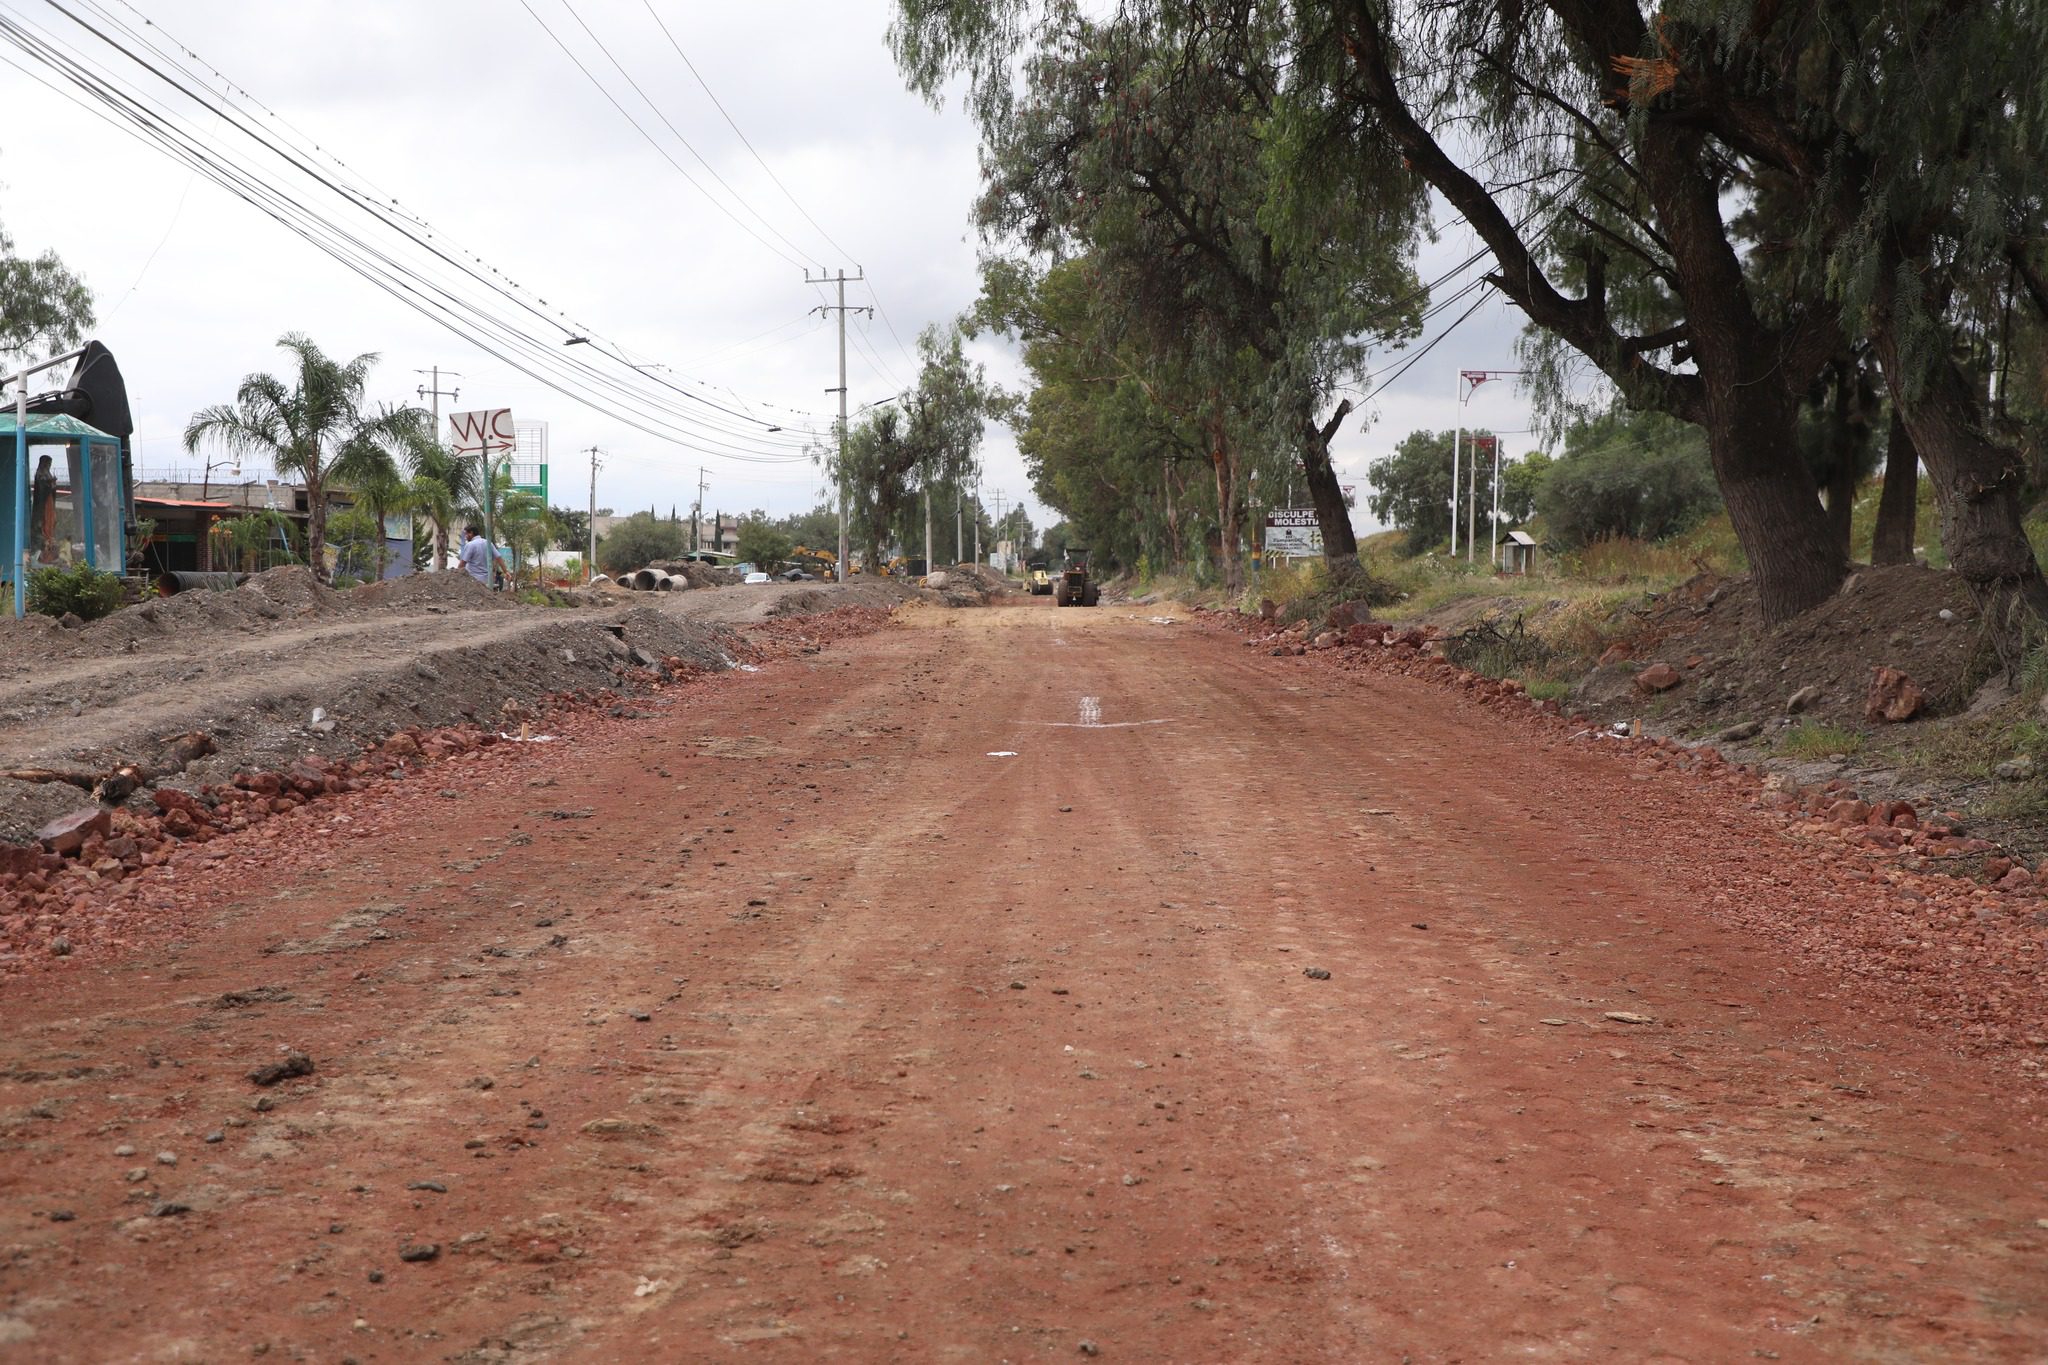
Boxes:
[0,602,743,844]
[0,567,518,665]
[765,580,924,618]
[1572,565,1983,733]
[922,562,1013,606]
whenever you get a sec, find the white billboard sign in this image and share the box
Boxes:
[447,408,517,457]
[1264,507,1323,557]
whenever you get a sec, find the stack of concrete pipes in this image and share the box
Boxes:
[627,567,678,591]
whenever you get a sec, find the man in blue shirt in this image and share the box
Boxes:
[459,524,492,586]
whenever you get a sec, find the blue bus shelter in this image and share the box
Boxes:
[3,411,127,618]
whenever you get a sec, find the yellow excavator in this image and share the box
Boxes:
[790,544,838,579]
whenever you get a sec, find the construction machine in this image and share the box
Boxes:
[1026,560,1052,595]
[1053,547,1100,607]
[790,544,838,580]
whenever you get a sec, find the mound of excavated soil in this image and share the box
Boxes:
[0,567,521,666]
[1576,564,1982,731]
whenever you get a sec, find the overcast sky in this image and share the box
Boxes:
[0,0,1551,542]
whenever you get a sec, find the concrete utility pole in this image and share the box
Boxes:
[972,481,981,566]
[955,485,963,567]
[584,446,601,584]
[414,367,460,569]
[807,269,870,581]
[693,467,707,554]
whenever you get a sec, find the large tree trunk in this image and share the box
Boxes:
[1640,125,1847,620]
[1161,459,1181,569]
[1208,414,1242,595]
[1873,331,2048,652]
[1822,457,1856,563]
[1871,407,1919,566]
[1302,399,1362,581]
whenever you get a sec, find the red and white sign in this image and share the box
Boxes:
[447,408,516,457]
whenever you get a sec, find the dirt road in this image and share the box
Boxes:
[1,599,2042,1361]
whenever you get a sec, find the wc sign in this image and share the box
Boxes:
[1264,507,1323,558]
[447,408,516,458]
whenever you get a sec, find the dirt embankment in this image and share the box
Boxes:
[1569,564,1984,729]
[0,570,920,846]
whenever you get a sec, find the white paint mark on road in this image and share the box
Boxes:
[1079,696,1102,727]
[986,751,1019,758]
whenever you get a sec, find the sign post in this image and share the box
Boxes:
[1263,507,1323,559]
[447,409,516,583]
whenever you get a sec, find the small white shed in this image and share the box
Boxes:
[1499,530,1538,574]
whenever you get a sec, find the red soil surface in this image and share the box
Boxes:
[0,599,2041,1361]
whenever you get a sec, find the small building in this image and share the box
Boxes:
[1499,529,1538,575]
[134,494,238,573]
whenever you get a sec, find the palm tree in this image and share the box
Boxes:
[184,333,429,580]
[407,439,478,571]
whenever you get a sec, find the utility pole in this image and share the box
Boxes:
[955,484,963,566]
[584,446,601,584]
[972,480,981,567]
[693,467,707,554]
[414,367,460,569]
[807,269,869,581]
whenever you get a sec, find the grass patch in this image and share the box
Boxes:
[1526,679,1572,701]
[1778,722,1865,759]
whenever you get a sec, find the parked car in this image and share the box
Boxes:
[744,571,772,585]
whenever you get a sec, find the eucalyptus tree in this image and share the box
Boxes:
[185,334,429,580]
[1311,0,2048,634]
[896,0,1427,584]
[837,326,994,572]
[979,254,1236,579]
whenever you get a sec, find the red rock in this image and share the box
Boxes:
[1996,868,2034,893]
[36,808,110,856]
[1985,856,2014,880]
[1827,799,1872,824]
[160,809,198,839]
[1598,642,1631,666]
[1684,655,1705,669]
[1635,663,1682,693]
[1865,666,1925,723]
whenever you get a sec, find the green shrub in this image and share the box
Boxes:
[1536,411,1720,547]
[27,562,124,621]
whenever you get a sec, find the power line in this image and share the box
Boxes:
[634,0,858,267]
[3,1,826,467]
[515,0,815,269]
